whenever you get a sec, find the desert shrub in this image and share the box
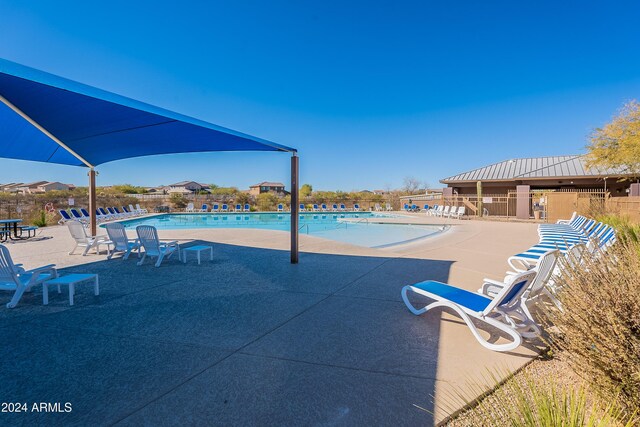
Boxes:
[595,214,640,243]
[444,369,635,426]
[543,240,640,414]
[169,193,188,209]
[30,210,48,227]
[256,193,278,211]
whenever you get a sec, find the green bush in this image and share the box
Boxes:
[256,193,278,211]
[31,210,48,227]
[595,214,640,243]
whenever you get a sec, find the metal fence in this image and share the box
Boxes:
[399,189,609,221]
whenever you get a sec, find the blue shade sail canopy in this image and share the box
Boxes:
[0,58,295,167]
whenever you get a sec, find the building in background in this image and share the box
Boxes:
[441,155,633,196]
[163,181,209,194]
[248,182,287,197]
[0,181,73,193]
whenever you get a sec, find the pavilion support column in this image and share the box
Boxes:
[89,168,97,237]
[290,153,299,264]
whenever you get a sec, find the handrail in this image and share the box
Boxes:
[298,223,309,234]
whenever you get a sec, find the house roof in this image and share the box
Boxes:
[250,182,285,187]
[22,180,49,187]
[440,155,629,184]
[168,181,204,187]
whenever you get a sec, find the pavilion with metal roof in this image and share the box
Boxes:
[0,58,300,263]
[441,155,633,195]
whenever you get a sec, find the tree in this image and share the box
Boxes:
[300,184,313,199]
[402,176,422,194]
[586,100,640,177]
[234,192,250,205]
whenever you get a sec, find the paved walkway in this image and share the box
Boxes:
[0,215,542,426]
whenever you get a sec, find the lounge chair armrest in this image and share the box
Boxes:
[479,278,506,297]
[25,264,58,282]
[27,264,57,273]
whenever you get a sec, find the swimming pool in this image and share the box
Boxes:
[113,212,445,248]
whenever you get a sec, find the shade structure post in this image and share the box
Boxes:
[88,168,97,236]
[290,153,299,264]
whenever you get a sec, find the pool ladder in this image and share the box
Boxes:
[299,224,309,234]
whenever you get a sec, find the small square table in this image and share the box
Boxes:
[43,274,99,306]
[182,245,213,265]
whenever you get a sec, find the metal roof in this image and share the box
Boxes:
[440,155,629,183]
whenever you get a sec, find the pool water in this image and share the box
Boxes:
[114,212,444,248]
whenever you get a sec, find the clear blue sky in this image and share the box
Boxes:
[1,1,639,191]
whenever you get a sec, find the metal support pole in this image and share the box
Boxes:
[290,153,299,264]
[89,168,97,237]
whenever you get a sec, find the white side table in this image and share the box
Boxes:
[43,273,99,306]
[182,245,213,265]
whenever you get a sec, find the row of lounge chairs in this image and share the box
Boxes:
[374,203,394,211]
[401,212,616,352]
[422,204,466,219]
[58,204,148,224]
[1,220,180,308]
[186,203,250,213]
[300,203,361,212]
[66,221,179,267]
[187,203,369,212]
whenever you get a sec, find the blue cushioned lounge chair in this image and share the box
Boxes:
[58,209,72,224]
[402,270,537,352]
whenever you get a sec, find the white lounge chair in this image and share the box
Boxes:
[135,204,148,214]
[374,203,382,212]
[185,202,195,212]
[450,206,466,219]
[104,223,141,260]
[480,249,559,337]
[67,221,111,256]
[136,225,180,267]
[402,270,537,352]
[385,203,392,211]
[441,206,451,217]
[0,244,58,308]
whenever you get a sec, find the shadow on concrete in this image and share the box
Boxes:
[0,239,506,426]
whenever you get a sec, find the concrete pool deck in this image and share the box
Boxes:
[0,214,542,426]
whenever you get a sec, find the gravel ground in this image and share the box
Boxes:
[445,352,584,426]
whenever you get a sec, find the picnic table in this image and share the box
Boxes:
[0,219,37,242]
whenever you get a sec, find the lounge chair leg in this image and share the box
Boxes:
[137,253,146,266]
[155,254,164,267]
[401,286,428,315]
[7,285,27,309]
[69,244,78,255]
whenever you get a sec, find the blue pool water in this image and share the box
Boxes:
[114,212,444,248]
